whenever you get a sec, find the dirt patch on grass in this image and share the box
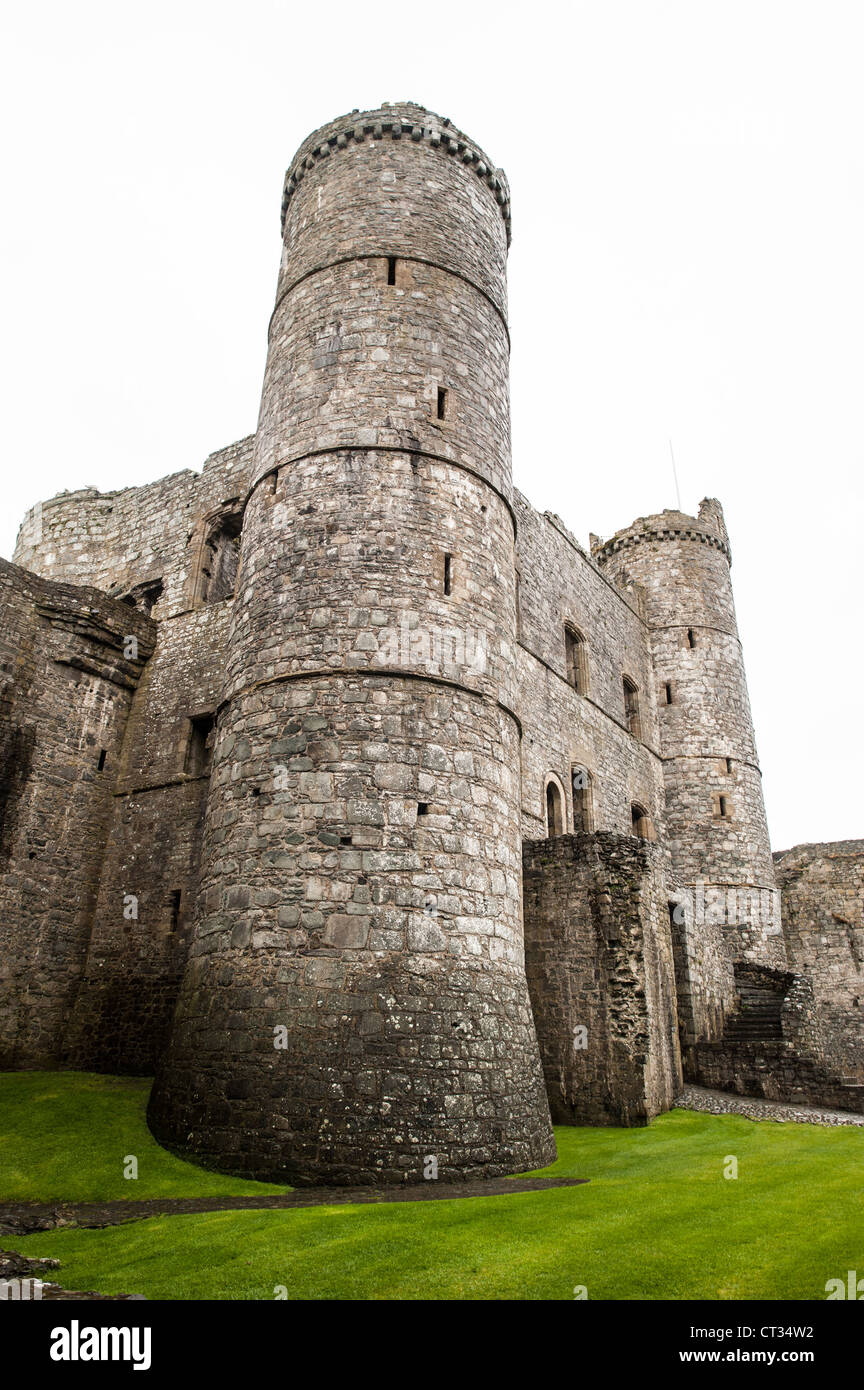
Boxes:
[0,1174,587,1236]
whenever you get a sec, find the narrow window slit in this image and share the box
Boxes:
[443,553,453,595]
[387,256,397,285]
[437,387,447,420]
[97,749,107,772]
[664,682,674,705]
[687,628,696,649]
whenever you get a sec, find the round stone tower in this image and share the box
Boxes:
[593,500,784,976]
[148,104,556,1185]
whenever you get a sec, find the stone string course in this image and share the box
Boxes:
[1,103,859,1180]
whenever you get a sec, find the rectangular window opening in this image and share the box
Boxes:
[726,757,733,774]
[417,802,429,816]
[664,682,674,705]
[97,749,107,772]
[687,628,696,649]
[443,553,453,596]
[387,256,397,286]
[437,387,447,420]
[185,713,216,777]
[718,795,728,818]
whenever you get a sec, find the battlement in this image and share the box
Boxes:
[592,498,731,565]
[281,103,511,243]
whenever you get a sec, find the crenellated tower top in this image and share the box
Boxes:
[281,102,511,244]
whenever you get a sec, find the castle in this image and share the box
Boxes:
[1,104,862,1185]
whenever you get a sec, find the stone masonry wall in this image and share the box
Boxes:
[776,841,864,1083]
[0,560,154,1066]
[594,501,783,990]
[5,98,860,1169]
[62,603,234,1073]
[149,103,556,1185]
[13,437,254,621]
[523,832,682,1125]
[513,493,663,843]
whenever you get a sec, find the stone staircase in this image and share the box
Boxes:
[685,962,864,1115]
[723,978,784,1041]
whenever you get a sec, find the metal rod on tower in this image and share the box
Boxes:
[669,438,682,510]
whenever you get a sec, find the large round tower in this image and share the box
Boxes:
[148,104,556,1184]
[594,501,784,977]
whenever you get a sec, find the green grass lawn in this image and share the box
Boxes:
[0,1071,288,1200]
[4,1072,864,1299]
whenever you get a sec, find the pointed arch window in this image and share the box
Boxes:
[623,676,642,740]
[564,625,589,695]
[545,778,564,837]
[571,766,594,833]
[631,802,655,840]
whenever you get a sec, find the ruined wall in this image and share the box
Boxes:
[776,841,864,1083]
[523,832,682,1125]
[687,964,864,1115]
[13,437,254,620]
[62,603,234,1073]
[0,560,154,1066]
[3,439,255,1067]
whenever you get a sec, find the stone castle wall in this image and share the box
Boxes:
[775,841,864,1083]
[513,494,664,843]
[594,503,784,995]
[13,437,254,620]
[1,101,856,1177]
[523,833,682,1125]
[61,601,235,1073]
[0,560,154,1066]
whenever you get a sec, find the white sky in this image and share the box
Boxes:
[1,0,861,853]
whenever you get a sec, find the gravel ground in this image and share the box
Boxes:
[675,1084,864,1127]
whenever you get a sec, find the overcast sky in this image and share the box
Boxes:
[1,0,861,853]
